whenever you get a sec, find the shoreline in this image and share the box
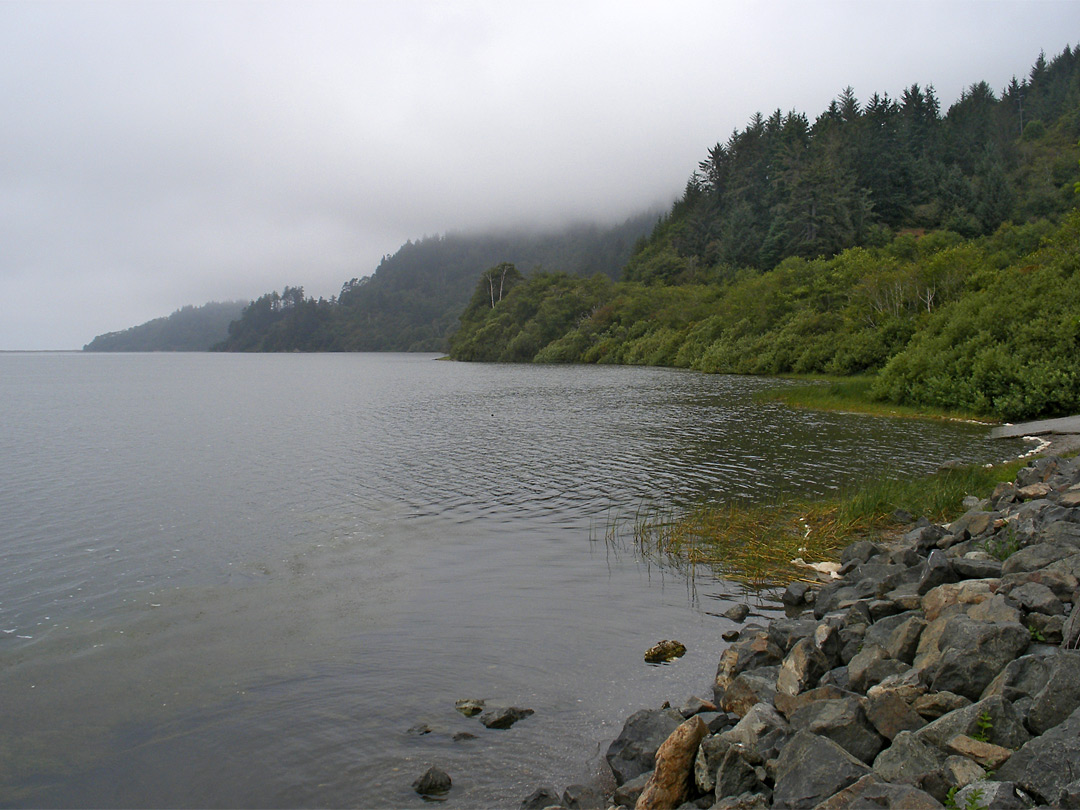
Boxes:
[524,437,1080,810]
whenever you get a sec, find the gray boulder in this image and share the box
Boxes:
[872,730,948,785]
[788,697,884,764]
[928,615,1030,699]
[769,616,819,654]
[847,644,909,694]
[813,773,944,809]
[997,707,1080,804]
[1010,581,1065,615]
[694,733,732,794]
[1026,649,1080,734]
[605,707,683,785]
[720,702,790,765]
[980,654,1051,704]
[953,556,1004,579]
[612,772,651,808]
[561,784,604,809]
[914,695,1030,752]
[771,730,872,810]
[714,746,764,799]
[865,690,927,740]
[776,636,830,697]
[721,666,778,718]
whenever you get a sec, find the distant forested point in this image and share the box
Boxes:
[449,46,1080,421]
[83,300,247,352]
[213,212,658,352]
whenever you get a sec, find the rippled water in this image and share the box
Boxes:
[0,353,1023,808]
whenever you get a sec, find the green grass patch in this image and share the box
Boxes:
[757,374,997,423]
[621,459,1026,588]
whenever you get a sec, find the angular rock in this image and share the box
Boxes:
[721,667,778,718]
[813,773,942,810]
[966,593,1022,624]
[769,617,819,654]
[872,729,949,785]
[1002,542,1077,575]
[711,793,771,810]
[521,787,562,810]
[480,706,534,729]
[1026,649,1080,734]
[945,734,1013,768]
[1026,611,1065,644]
[980,654,1051,704]
[720,702,790,765]
[612,772,651,809]
[693,733,732,794]
[928,615,1030,699]
[562,784,604,810]
[679,695,718,719]
[645,639,687,663]
[714,630,783,697]
[1010,581,1065,615]
[841,540,882,565]
[867,667,928,704]
[862,611,918,650]
[847,644,908,694]
[953,556,1004,579]
[913,691,971,719]
[714,746,763,799]
[635,715,708,810]
[774,684,855,719]
[782,581,811,607]
[412,766,452,796]
[865,690,927,740]
[455,698,485,717]
[772,730,872,810]
[788,697,884,764]
[885,615,927,664]
[914,695,1030,752]
[918,550,957,595]
[606,707,684,785]
[953,781,1031,810]
[921,579,996,622]
[776,636,830,697]
[942,754,988,791]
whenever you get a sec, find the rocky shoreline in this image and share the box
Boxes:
[523,452,1080,810]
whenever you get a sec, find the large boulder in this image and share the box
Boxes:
[719,702,790,765]
[771,730,872,810]
[721,666,778,718]
[928,615,1030,699]
[813,773,943,810]
[914,695,1030,752]
[714,629,783,698]
[871,729,949,785]
[865,690,926,740]
[1025,649,1080,734]
[776,636,830,697]
[605,707,684,785]
[788,697,884,763]
[997,705,1080,806]
[634,715,708,810]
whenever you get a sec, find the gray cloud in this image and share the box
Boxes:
[1,0,1077,348]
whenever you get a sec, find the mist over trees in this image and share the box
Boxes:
[214,213,658,352]
[83,300,246,351]
[449,46,1080,420]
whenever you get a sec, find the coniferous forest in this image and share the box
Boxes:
[448,47,1080,420]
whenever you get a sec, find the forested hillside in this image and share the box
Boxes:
[449,47,1080,421]
[83,300,246,351]
[214,213,657,352]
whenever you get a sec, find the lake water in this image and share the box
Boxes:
[0,353,1024,808]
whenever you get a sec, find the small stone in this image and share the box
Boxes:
[521,787,562,810]
[407,723,433,735]
[913,691,971,719]
[722,629,741,642]
[645,639,687,663]
[452,731,476,741]
[782,581,811,606]
[561,783,604,809]
[725,603,752,622]
[412,766,451,796]
[455,698,485,716]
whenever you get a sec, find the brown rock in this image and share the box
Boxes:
[945,734,1013,769]
[921,579,997,622]
[1018,482,1053,500]
[912,691,971,719]
[774,684,853,719]
[635,715,708,810]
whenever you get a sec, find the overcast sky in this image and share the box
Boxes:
[2,1,1078,349]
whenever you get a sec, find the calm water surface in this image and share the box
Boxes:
[0,353,1023,808]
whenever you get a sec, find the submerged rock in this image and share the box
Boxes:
[479,706,534,729]
[412,766,451,796]
[454,698,485,717]
[645,639,687,663]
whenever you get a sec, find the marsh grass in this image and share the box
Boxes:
[620,460,1026,588]
[757,375,995,423]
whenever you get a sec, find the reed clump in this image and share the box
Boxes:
[623,460,1026,589]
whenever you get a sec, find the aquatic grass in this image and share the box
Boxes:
[620,459,1027,589]
[756,375,995,423]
